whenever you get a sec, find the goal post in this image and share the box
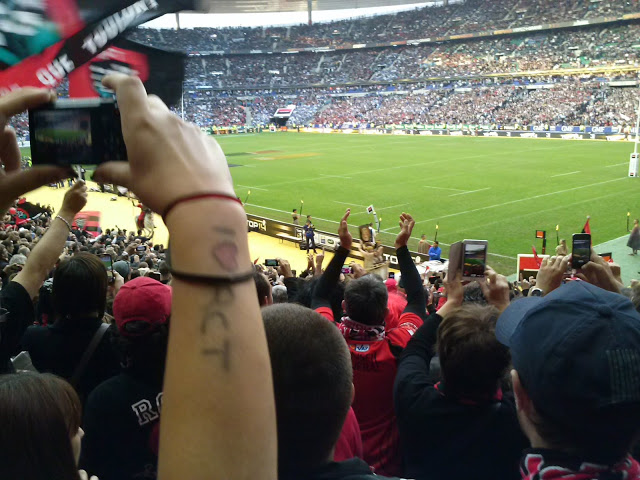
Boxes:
[629,97,640,177]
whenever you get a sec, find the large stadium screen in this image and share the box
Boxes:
[273,107,296,118]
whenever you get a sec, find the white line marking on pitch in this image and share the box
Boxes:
[237,185,269,191]
[319,174,352,179]
[550,171,580,178]
[412,177,626,226]
[333,201,369,208]
[605,162,628,168]
[449,188,491,197]
[244,203,360,228]
[375,203,409,211]
[424,186,467,192]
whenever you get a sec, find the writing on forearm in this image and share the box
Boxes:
[200,284,234,371]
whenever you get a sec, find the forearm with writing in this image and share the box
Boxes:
[159,199,277,480]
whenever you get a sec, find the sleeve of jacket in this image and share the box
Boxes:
[311,246,349,311]
[397,245,427,321]
[393,313,443,418]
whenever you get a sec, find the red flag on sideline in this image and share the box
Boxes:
[532,245,541,268]
[582,217,591,235]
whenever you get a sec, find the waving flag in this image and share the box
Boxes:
[0,0,193,94]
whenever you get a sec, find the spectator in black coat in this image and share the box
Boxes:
[81,277,171,480]
[394,271,528,480]
[21,253,120,402]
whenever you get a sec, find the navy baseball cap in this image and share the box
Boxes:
[497,281,640,435]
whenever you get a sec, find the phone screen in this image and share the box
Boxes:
[572,235,591,269]
[341,266,352,275]
[265,259,279,267]
[462,242,487,278]
[100,255,113,281]
[29,100,127,166]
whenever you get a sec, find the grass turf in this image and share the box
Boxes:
[216,132,640,274]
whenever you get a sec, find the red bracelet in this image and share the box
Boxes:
[162,193,243,219]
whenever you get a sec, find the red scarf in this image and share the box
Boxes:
[339,317,385,342]
[521,450,640,480]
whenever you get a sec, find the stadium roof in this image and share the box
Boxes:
[196,0,436,14]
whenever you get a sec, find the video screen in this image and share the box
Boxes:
[32,109,93,165]
[463,242,487,278]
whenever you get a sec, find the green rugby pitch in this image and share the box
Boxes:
[218,132,639,274]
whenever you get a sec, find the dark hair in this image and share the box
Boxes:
[158,261,170,276]
[262,304,352,477]
[0,373,81,480]
[253,270,271,306]
[437,304,510,401]
[112,322,169,384]
[52,253,108,321]
[344,274,388,325]
[462,282,489,305]
[294,277,344,322]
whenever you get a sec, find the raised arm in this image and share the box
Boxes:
[0,89,71,217]
[395,213,427,320]
[93,74,276,480]
[13,181,87,298]
[311,209,351,311]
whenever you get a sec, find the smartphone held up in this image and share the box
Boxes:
[448,239,488,281]
[571,233,591,269]
[29,99,127,166]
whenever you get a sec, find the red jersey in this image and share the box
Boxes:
[316,306,422,477]
[334,407,363,462]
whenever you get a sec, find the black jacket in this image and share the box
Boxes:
[81,372,162,480]
[393,314,529,480]
[21,318,119,402]
[0,281,34,373]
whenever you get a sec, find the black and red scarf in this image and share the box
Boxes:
[521,450,640,480]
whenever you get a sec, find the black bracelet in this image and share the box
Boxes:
[170,269,255,285]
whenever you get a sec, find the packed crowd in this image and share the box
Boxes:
[128,0,640,53]
[178,23,640,89]
[4,78,640,480]
[174,81,639,128]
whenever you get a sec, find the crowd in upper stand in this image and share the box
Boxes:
[178,23,640,90]
[129,0,639,53]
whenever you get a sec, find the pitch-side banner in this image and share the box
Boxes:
[0,0,194,93]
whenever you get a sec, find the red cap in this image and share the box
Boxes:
[113,277,171,337]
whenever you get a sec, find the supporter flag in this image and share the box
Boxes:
[582,217,591,235]
[0,0,194,93]
[531,245,541,268]
[17,200,49,219]
[73,211,101,238]
[69,38,186,106]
